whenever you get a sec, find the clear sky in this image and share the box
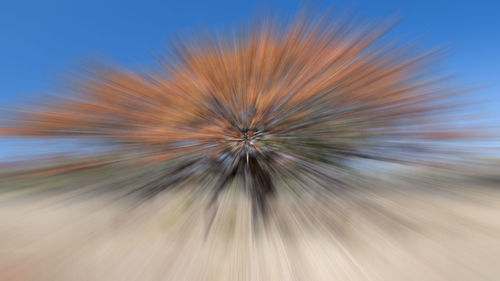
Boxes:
[0,0,499,161]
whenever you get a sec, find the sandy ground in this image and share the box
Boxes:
[1,174,500,281]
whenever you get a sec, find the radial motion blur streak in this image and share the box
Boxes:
[0,9,499,281]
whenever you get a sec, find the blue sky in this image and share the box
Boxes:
[0,0,499,161]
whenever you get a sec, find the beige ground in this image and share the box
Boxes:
[1,173,500,281]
